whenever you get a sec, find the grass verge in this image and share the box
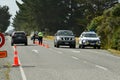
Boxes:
[108,49,120,56]
[0,60,11,80]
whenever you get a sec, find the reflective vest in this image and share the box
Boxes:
[38,32,43,37]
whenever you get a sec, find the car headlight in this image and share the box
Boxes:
[72,37,75,40]
[82,39,87,43]
[56,36,61,40]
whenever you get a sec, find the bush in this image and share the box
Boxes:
[112,28,120,50]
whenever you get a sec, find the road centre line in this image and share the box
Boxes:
[19,60,27,80]
[71,56,79,60]
[49,48,63,54]
[32,49,39,53]
[57,51,63,54]
[72,50,80,53]
[95,65,108,71]
[13,47,27,80]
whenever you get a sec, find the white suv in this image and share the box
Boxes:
[79,31,101,49]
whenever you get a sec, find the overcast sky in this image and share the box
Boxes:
[0,0,23,31]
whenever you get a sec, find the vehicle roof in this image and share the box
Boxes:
[12,31,26,35]
[13,31,25,33]
[82,31,96,34]
[57,30,73,32]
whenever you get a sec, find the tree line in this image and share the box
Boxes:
[13,0,120,50]
[13,0,117,35]
[0,6,11,33]
[87,4,120,50]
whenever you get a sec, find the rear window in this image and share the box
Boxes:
[14,32,26,36]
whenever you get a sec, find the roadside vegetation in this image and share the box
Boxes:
[0,6,11,33]
[13,0,119,51]
[87,4,120,51]
[0,0,119,51]
[13,0,117,35]
[0,60,11,80]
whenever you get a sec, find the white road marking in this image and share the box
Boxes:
[19,60,27,80]
[32,49,39,53]
[95,65,108,71]
[49,48,53,51]
[57,51,63,54]
[83,61,87,63]
[13,46,16,51]
[72,56,79,60]
[13,46,27,80]
[72,50,80,53]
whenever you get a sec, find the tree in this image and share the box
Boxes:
[88,4,120,50]
[0,6,11,32]
[13,0,118,35]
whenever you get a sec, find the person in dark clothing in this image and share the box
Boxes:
[33,31,38,44]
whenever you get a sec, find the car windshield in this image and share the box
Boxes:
[84,33,97,37]
[57,31,74,36]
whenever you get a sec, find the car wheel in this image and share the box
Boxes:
[25,42,28,46]
[79,45,81,48]
[54,44,56,47]
[98,46,101,49]
[94,46,96,49]
[56,43,59,48]
[81,45,85,49]
[11,43,14,46]
[72,44,76,48]
[70,45,72,48]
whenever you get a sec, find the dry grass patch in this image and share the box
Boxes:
[44,36,54,40]
[108,49,120,56]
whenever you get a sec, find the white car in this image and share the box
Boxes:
[79,31,101,49]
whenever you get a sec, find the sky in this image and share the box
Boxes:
[0,0,23,31]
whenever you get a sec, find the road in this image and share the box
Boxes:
[1,36,120,80]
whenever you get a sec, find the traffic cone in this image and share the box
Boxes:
[13,45,18,55]
[14,45,17,49]
[14,50,18,55]
[12,54,20,67]
[45,44,49,48]
[42,44,45,47]
[39,42,42,46]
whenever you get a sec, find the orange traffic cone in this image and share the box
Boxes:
[42,44,45,47]
[14,50,18,55]
[39,42,42,46]
[14,45,17,49]
[45,44,49,48]
[12,54,20,67]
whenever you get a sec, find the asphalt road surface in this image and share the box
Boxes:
[1,36,120,80]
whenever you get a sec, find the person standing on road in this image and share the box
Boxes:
[38,31,43,44]
[33,31,38,44]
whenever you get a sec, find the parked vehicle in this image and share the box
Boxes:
[79,31,101,49]
[11,31,28,46]
[54,30,76,48]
